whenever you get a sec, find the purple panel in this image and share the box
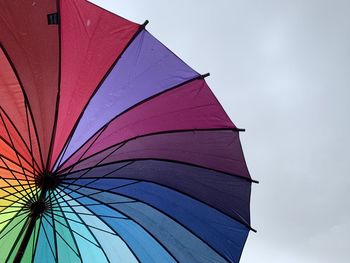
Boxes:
[57,29,199,167]
[62,159,251,224]
[64,130,251,179]
[59,79,234,171]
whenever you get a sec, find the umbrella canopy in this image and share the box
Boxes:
[0,0,256,262]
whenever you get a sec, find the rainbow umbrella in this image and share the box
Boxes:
[0,0,256,262]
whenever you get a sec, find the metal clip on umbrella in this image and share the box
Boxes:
[0,0,257,262]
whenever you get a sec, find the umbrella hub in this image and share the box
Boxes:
[35,172,61,190]
[29,201,47,217]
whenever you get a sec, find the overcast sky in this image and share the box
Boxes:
[90,1,350,262]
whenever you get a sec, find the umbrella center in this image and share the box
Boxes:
[35,172,60,190]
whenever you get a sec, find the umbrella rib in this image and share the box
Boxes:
[0,181,35,191]
[49,208,117,237]
[0,44,45,172]
[0,154,36,177]
[61,156,256,183]
[59,182,243,262]
[41,216,58,262]
[5,216,31,263]
[0,215,28,259]
[0,112,40,183]
[0,109,42,175]
[0,155,35,202]
[30,217,38,261]
[24,100,39,177]
[42,215,81,259]
[53,190,111,263]
[54,72,209,172]
[0,210,28,239]
[0,107,42,174]
[57,143,129,195]
[55,189,139,263]
[62,177,254,231]
[0,208,24,216]
[51,191,102,262]
[57,185,180,263]
[50,208,128,220]
[52,21,149,172]
[49,192,83,262]
[58,161,135,199]
[45,211,102,249]
[56,129,252,183]
[0,135,39,177]
[0,178,34,204]
[64,126,108,175]
[58,201,137,208]
[0,165,35,179]
[31,215,43,262]
[57,181,140,204]
[48,189,59,262]
[0,190,33,206]
[45,0,62,171]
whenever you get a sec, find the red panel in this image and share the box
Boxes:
[0,0,59,169]
[50,0,139,169]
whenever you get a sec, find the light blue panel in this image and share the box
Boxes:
[62,196,138,263]
[79,191,228,263]
[34,221,56,263]
[59,201,109,263]
[85,202,176,263]
[54,209,82,262]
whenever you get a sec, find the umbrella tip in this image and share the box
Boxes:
[143,20,149,28]
[200,73,210,79]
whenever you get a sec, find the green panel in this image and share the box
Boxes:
[21,219,40,263]
[0,212,28,262]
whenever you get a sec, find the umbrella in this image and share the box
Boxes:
[0,0,256,262]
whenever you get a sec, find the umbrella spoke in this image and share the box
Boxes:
[57,185,167,263]
[54,200,137,209]
[0,209,28,239]
[57,143,127,195]
[47,190,59,261]
[24,100,43,174]
[0,155,34,201]
[31,216,43,262]
[57,181,139,204]
[45,211,100,249]
[42,215,81,259]
[5,216,30,263]
[53,190,111,262]
[41,216,58,262]
[0,187,33,206]
[58,161,135,199]
[50,208,127,220]
[0,106,42,175]
[50,207,117,237]
[50,191,83,262]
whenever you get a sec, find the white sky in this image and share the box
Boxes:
[90,1,350,262]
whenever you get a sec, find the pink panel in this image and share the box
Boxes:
[59,79,235,170]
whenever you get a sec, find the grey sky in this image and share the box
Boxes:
[91,1,350,262]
